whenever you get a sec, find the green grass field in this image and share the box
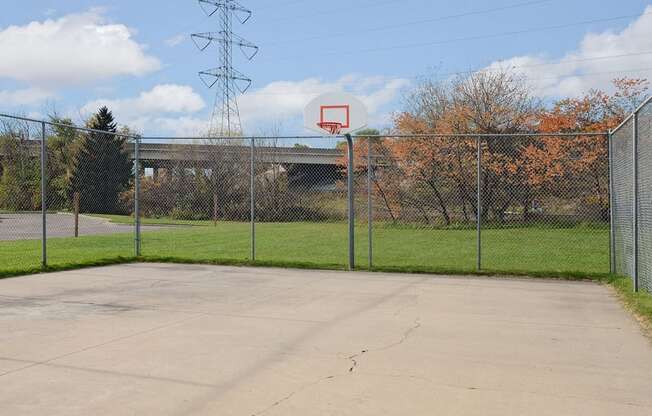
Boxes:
[0,217,610,278]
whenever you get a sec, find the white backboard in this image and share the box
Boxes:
[304,92,368,135]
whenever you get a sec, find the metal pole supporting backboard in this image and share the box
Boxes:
[476,136,482,271]
[134,136,141,256]
[367,138,373,269]
[346,134,355,270]
[41,122,47,268]
[250,138,256,262]
[632,111,639,291]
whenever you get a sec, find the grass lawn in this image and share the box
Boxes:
[606,276,652,337]
[1,217,609,278]
[0,234,135,276]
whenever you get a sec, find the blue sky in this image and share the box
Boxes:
[1,0,651,136]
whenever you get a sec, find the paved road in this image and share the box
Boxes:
[0,213,157,240]
[0,264,650,415]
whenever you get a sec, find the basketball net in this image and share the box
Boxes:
[317,122,343,135]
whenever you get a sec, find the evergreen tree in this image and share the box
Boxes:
[69,107,132,213]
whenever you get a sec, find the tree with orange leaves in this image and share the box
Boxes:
[393,70,541,224]
[527,78,649,220]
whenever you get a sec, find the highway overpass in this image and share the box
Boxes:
[130,143,343,166]
[1,141,345,190]
[0,141,343,166]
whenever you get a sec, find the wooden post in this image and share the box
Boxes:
[73,192,80,238]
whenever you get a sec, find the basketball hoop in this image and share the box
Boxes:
[317,122,343,135]
[305,93,368,135]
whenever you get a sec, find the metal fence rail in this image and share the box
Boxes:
[0,113,615,279]
[611,96,652,292]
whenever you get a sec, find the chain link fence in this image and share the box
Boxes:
[135,137,252,263]
[611,96,652,292]
[611,117,635,280]
[1,113,615,278]
[365,134,609,274]
[365,135,478,272]
[0,116,138,274]
[638,99,652,292]
[0,117,43,273]
[253,137,353,267]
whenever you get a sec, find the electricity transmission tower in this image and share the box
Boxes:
[192,0,258,136]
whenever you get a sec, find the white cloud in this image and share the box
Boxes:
[81,84,207,135]
[102,115,210,137]
[150,117,210,137]
[0,9,161,87]
[0,87,54,106]
[165,33,187,47]
[483,7,652,97]
[82,84,205,117]
[78,76,409,137]
[361,78,411,114]
[239,75,410,127]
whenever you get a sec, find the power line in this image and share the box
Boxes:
[261,0,414,24]
[160,8,646,75]
[162,0,308,44]
[261,0,555,47]
[529,67,652,83]
[255,0,308,12]
[163,0,298,44]
[257,11,651,62]
[429,51,652,79]
[242,53,652,96]
[160,7,652,104]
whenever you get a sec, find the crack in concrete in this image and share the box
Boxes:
[179,278,428,416]
[347,318,421,373]
[250,319,422,415]
[347,350,368,372]
[374,318,422,353]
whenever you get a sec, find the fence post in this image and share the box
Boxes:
[632,111,639,292]
[346,134,355,270]
[134,136,141,257]
[250,137,256,262]
[367,137,373,269]
[608,131,616,274]
[40,122,47,268]
[73,192,80,238]
[476,136,482,271]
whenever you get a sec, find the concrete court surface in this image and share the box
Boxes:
[0,264,651,416]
